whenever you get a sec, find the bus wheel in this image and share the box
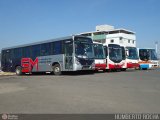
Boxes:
[121,68,127,71]
[52,64,62,75]
[15,66,22,75]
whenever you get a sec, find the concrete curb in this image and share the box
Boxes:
[0,72,16,76]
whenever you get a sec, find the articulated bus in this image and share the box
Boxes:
[1,35,95,75]
[93,42,106,71]
[138,48,159,69]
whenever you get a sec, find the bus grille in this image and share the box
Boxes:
[78,58,94,66]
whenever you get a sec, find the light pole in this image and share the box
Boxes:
[155,41,158,53]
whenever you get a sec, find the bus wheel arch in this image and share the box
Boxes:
[52,62,62,75]
[15,65,23,75]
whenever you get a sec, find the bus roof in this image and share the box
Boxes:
[139,48,156,50]
[2,36,72,50]
[1,35,88,50]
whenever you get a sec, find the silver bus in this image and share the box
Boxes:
[1,35,95,75]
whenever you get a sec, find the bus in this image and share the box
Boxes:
[1,35,95,75]
[80,31,124,71]
[93,42,106,71]
[125,47,139,70]
[138,48,159,69]
[104,44,123,71]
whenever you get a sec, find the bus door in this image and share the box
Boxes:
[64,40,73,70]
[2,50,12,71]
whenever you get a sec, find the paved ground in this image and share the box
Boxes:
[0,69,160,114]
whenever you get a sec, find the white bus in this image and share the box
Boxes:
[138,48,159,69]
[93,42,106,71]
[80,31,124,71]
[124,47,139,70]
[1,35,95,75]
[104,44,123,71]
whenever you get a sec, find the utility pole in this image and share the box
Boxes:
[155,41,158,53]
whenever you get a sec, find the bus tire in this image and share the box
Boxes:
[15,66,22,75]
[121,68,127,71]
[52,64,62,75]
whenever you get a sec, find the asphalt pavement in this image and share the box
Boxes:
[0,69,160,113]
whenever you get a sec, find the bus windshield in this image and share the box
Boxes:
[108,44,122,62]
[139,49,158,60]
[126,47,139,60]
[150,49,158,60]
[74,37,94,59]
[93,44,105,59]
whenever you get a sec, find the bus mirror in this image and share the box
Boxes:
[126,50,129,57]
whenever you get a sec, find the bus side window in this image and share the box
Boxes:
[1,50,5,64]
[14,48,22,60]
[63,39,73,56]
[31,45,40,59]
[1,50,6,69]
[121,47,126,60]
[41,43,51,56]
[1,49,13,71]
[104,46,108,57]
[53,41,62,55]
[22,46,31,58]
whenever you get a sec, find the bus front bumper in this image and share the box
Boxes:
[109,64,122,69]
[139,64,149,69]
[127,63,139,69]
[95,64,106,70]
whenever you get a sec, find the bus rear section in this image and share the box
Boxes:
[93,42,106,71]
[1,35,95,75]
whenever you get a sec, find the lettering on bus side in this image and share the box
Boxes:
[21,58,39,72]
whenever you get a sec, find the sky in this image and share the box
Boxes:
[0,0,160,54]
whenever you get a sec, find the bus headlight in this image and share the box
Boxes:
[75,58,80,65]
[103,59,106,63]
[92,62,95,69]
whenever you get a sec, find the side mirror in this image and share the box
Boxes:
[126,50,129,57]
